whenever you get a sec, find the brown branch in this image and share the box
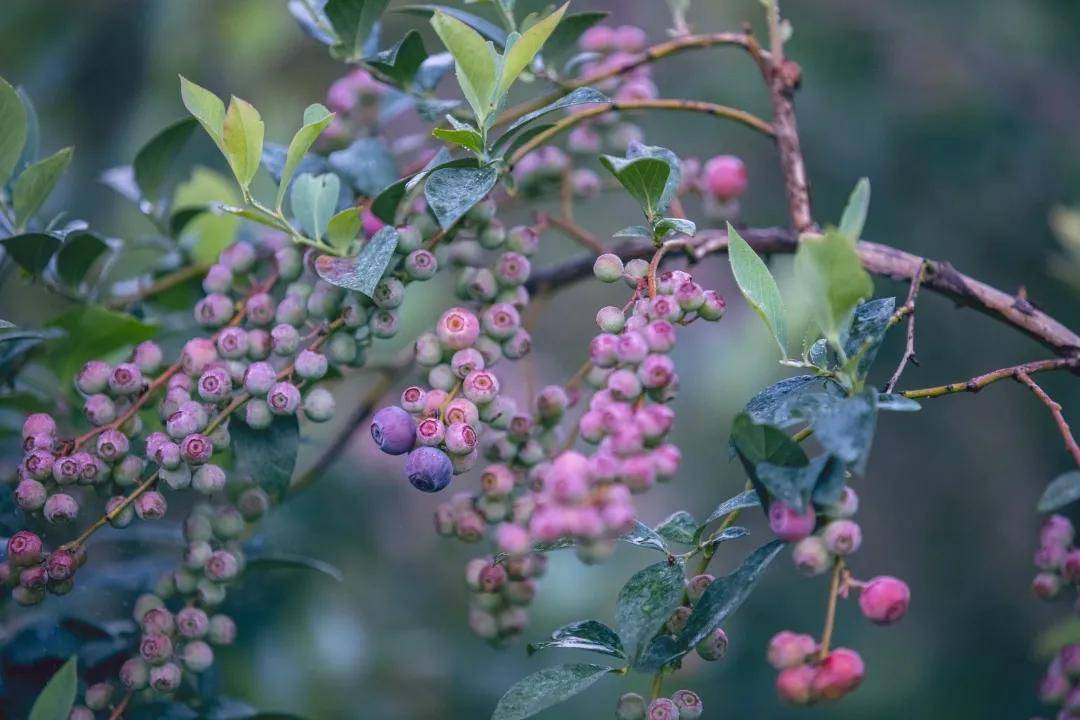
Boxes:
[107,691,133,720]
[525,226,1080,359]
[537,212,607,255]
[506,99,774,169]
[884,260,929,393]
[104,263,210,310]
[1016,371,1080,468]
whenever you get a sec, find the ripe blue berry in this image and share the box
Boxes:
[246,292,276,326]
[405,446,453,492]
[371,406,417,455]
[109,363,143,395]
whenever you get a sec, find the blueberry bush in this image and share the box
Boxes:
[1,1,1079,718]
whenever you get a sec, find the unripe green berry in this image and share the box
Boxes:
[303,387,336,422]
[593,253,624,283]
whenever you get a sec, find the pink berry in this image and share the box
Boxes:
[767,631,817,670]
[768,501,816,542]
[822,519,862,556]
[436,307,480,350]
[703,155,748,200]
[776,665,816,705]
[811,648,864,701]
[858,576,910,625]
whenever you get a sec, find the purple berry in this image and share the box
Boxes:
[371,406,417,455]
[44,493,79,523]
[119,658,150,690]
[405,447,453,492]
[208,614,237,645]
[7,531,43,566]
[246,292,276,326]
[198,367,232,402]
[768,501,816,542]
[646,698,680,720]
[76,362,111,395]
[267,382,301,415]
[295,349,328,380]
[195,293,235,327]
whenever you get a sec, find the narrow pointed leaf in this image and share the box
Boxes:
[599,155,669,221]
[619,521,669,553]
[655,511,696,545]
[839,177,870,242]
[246,553,344,583]
[430,10,498,123]
[369,30,429,88]
[325,0,390,61]
[13,146,73,228]
[703,489,760,526]
[424,164,498,230]
[133,117,197,203]
[276,103,334,209]
[527,620,625,659]
[55,231,109,286]
[494,86,608,149]
[727,223,787,355]
[179,76,226,149]
[222,96,265,189]
[0,76,28,185]
[29,655,77,720]
[616,559,685,662]
[1040,471,1080,513]
[497,3,568,97]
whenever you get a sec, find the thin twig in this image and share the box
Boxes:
[105,263,210,309]
[538,212,607,255]
[885,259,929,393]
[901,357,1078,399]
[1016,371,1080,468]
[61,473,158,552]
[107,691,133,720]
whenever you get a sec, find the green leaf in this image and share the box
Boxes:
[876,393,921,412]
[793,389,878,474]
[839,177,870,242]
[699,526,749,553]
[276,104,334,210]
[493,86,608,150]
[326,207,362,255]
[702,489,760,526]
[179,76,226,150]
[616,559,686,663]
[433,121,485,155]
[369,148,457,223]
[599,155,670,222]
[1038,471,1080,513]
[291,173,340,242]
[655,511,697,545]
[612,225,653,239]
[425,164,498,230]
[527,620,625,659]
[498,3,567,97]
[637,541,784,672]
[620,521,669,553]
[46,305,157,382]
[491,663,612,720]
[627,143,681,214]
[744,374,846,428]
[13,146,73,228]
[727,223,788,356]
[328,137,399,197]
[843,297,895,375]
[398,5,507,44]
[431,9,499,124]
[55,231,109,286]
[654,217,696,240]
[1034,616,1080,660]
[795,227,874,349]
[541,11,608,66]
[0,76,28,186]
[173,167,241,264]
[246,552,344,583]
[315,225,399,296]
[369,30,429,88]
[757,454,843,514]
[232,414,300,501]
[325,0,390,61]
[222,95,265,190]
[0,233,60,275]
[730,412,807,469]
[133,117,197,203]
[29,655,77,720]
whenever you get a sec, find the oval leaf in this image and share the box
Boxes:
[55,231,109,286]
[134,117,197,203]
[616,559,685,662]
[276,104,334,210]
[13,146,73,228]
[494,87,608,149]
[703,489,760,526]
[315,225,399,296]
[1039,471,1080,513]
[491,663,612,720]
[222,95,265,190]
[0,76,28,185]
[0,232,61,276]
[619,521,669,553]
[654,511,696,545]
[497,3,568,97]
[291,173,340,242]
[794,227,873,348]
[424,164,498,230]
[231,414,299,501]
[839,177,870,242]
[430,9,498,124]
[29,655,77,720]
[246,553,344,583]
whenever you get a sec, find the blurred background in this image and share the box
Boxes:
[2,0,1080,718]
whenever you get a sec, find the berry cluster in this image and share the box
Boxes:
[1032,514,1080,602]
[764,484,910,705]
[615,689,703,720]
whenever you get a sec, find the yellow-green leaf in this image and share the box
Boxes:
[794,227,874,349]
[13,146,73,229]
[727,223,788,356]
[0,76,28,185]
[431,10,498,124]
[497,3,568,97]
[222,95,264,190]
[29,655,77,720]
[326,206,362,254]
[179,75,226,151]
[838,177,870,242]
[276,103,334,211]
[174,167,240,265]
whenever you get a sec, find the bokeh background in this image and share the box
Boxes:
[2,0,1080,718]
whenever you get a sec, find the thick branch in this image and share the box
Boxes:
[526,226,1080,358]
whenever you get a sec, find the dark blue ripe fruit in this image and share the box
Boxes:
[371,406,417,455]
[404,447,453,492]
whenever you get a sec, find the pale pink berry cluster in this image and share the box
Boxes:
[1032,514,1080,602]
[769,632,864,705]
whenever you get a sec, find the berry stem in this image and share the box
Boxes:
[62,471,159,552]
[884,259,929,393]
[650,670,665,701]
[107,690,133,720]
[818,558,846,660]
[646,240,691,299]
[105,263,211,310]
